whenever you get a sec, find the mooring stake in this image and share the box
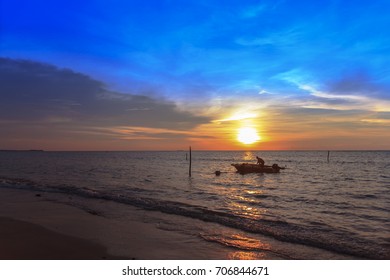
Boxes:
[189,146,192,177]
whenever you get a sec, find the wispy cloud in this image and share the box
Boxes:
[241,3,268,19]
[108,126,215,141]
[236,26,303,47]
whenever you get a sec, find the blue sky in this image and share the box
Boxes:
[1,0,389,150]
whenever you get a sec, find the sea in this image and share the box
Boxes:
[0,150,389,259]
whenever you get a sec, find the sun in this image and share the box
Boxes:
[237,127,260,145]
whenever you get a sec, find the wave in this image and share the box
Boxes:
[200,233,294,259]
[1,176,388,259]
[350,194,379,200]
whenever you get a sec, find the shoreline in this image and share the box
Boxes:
[0,188,238,260]
[0,186,369,260]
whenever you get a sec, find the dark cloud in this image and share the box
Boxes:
[0,57,210,149]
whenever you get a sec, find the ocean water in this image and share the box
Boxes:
[0,150,389,259]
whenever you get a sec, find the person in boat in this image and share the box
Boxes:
[256,156,265,167]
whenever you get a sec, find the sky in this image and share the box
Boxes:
[1,0,389,150]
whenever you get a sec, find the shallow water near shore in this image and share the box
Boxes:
[0,150,389,259]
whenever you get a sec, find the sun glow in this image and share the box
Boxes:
[237,127,260,145]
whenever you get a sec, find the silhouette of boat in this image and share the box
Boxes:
[231,163,284,174]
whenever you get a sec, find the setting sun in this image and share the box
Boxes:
[237,127,260,145]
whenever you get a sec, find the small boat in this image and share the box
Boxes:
[231,163,284,174]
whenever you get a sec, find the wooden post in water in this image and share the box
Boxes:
[327,150,330,163]
[189,146,192,177]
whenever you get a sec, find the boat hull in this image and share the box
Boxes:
[231,163,281,174]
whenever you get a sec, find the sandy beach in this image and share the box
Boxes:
[0,217,114,259]
[0,187,236,260]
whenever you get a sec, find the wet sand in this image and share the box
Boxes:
[0,217,114,260]
[0,188,233,260]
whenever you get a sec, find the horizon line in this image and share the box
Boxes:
[1,149,389,152]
